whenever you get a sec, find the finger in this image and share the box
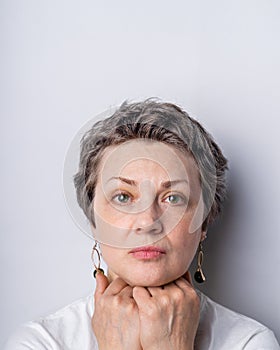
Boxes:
[133,286,152,306]
[182,270,194,286]
[147,285,167,296]
[94,272,110,299]
[147,277,189,295]
[174,277,194,293]
[119,285,134,298]
[103,277,129,296]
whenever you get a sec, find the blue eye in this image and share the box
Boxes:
[164,194,185,205]
[112,192,131,204]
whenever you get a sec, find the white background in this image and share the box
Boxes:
[1,0,280,346]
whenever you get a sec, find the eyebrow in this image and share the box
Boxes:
[106,176,188,188]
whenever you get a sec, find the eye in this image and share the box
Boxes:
[112,192,132,205]
[163,194,186,205]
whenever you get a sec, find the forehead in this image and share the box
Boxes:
[98,139,201,187]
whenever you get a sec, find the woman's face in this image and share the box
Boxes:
[92,139,207,287]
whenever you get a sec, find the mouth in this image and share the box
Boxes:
[129,246,166,260]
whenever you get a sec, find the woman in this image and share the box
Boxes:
[5,100,279,349]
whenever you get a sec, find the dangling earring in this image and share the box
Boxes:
[194,242,206,283]
[91,241,104,278]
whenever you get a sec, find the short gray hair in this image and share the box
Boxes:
[74,99,228,231]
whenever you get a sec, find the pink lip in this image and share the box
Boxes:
[129,246,166,260]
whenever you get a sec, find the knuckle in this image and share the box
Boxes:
[145,302,158,317]
[113,295,123,307]
[159,294,170,307]
[125,300,137,313]
[173,289,185,302]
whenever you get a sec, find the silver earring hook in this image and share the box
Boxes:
[91,241,101,270]
[91,241,104,278]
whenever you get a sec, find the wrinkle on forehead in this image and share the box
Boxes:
[98,139,201,201]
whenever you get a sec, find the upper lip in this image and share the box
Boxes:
[129,246,166,253]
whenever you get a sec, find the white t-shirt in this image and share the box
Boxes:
[4,289,279,350]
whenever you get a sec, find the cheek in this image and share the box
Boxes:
[168,216,201,258]
[171,231,197,254]
[94,192,132,228]
[99,245,115,265]
[100,245,126,273]
[93,199,130,246]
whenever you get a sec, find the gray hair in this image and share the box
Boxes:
[74,99,228,231]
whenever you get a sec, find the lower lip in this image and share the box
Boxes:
[130,251,165,260]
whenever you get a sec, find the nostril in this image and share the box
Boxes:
[135,219,163,235]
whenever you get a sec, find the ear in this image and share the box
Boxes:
[201,213,211,232]
[200,230,207,242]
[200,217,208,241]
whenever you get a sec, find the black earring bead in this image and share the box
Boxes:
[194,269,206,284]
[93,268,105,279]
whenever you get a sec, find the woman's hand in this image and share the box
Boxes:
[132,272,200,350]
[91,272,142,350]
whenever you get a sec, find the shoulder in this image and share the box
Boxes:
[4,294,98,350]
[195,289,279,349]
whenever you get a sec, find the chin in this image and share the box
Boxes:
[122,273,174,287]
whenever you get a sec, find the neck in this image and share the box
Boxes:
[106,269,193,287]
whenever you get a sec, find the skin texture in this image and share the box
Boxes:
[91,139,207,350]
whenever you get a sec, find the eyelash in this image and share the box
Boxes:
[111,191,187,206]
[111,191,133,205]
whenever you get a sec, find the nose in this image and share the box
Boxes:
[134,202,163,235]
